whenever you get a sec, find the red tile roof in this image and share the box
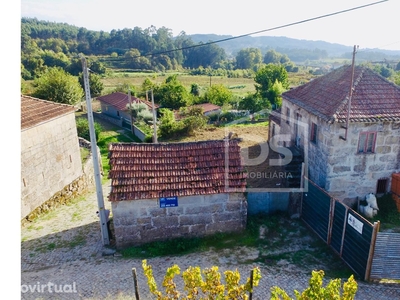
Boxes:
[107,140,247,201]
[97,92,159,111]
[192,103,221,113]
[21,95,76,130]
[174,103,221,120]
[282,65,400,123]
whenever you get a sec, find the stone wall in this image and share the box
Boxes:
[281,99,400,205]
[22,137,101,221]
[21,113,83,219]
[111,193,247,249]
[324,121,400,205]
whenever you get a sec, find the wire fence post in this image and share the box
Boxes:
[249,269,254,300]
[132,268,140,300]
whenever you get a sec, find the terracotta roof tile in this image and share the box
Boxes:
[107,140,247,201]
[282,65,400,123]
[192,103,221,113]
[97,92,159,111]
[21,95,76,130]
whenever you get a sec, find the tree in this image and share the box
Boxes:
[190,83,200,96]
[155,75,189,109]
[254,64,289,108]
[113,82,136,94]
[263,50,281,64]
[203,84,233,106]
[78,72,104,97]
[157,108,177,138]
[239,93,270,113]
[75,117,102,142]
[236,48,262,70]
[33,67,84,105]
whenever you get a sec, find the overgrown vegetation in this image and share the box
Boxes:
[76,116,102,142]
[142,260,262,299]
[373,193,400,231]
[120,212,354,280]
[141,260,358,300]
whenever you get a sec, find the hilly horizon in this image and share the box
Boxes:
[188,33,400,61]
[21,17,400,63]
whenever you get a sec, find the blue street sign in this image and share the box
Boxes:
[159,196,178,208]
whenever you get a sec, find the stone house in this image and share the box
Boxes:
[21,95,82,219]
[271,65,400,204]
[107,139,247,248]
[97,92,159,125]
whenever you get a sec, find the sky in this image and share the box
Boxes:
[19,0,400,51]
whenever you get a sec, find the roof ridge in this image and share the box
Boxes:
[332,66,366,121]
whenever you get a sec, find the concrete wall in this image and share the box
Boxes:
[133,124,146,141]
[100,103,130,121]
[111,193,247,249]
[21,113,83,219]
[281,99,400,204]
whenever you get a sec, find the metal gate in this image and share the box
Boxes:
[370,232,400,280]
[301,178,379,281]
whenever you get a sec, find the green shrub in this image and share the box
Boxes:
[271,270,358,300]
[76,117,102,142]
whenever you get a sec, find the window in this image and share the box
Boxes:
[286,108,290,124]
[376,178,388,194]
[358,132,376,153]
[310,123,317,144]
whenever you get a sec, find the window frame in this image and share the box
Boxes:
[310,122,318,144]
[286,107,290,125]
[357,131,377,154]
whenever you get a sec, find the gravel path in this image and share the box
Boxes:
[21,181,400,299]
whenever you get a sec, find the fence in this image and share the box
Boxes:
[301,177,380,281]
[370,232,400,280]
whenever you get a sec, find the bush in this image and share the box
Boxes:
[270,270,357,300]
[142,260,261,299]
[76,117,102,142]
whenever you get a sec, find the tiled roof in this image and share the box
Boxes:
[107,140,247,201]
[192,103,221,113]
[174,103,221,120]
[282,65,400,123]
[21,95,75,130]
[97,92,159,111]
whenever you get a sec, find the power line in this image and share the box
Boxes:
[139,0,389,58]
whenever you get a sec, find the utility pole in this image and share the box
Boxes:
[340,45,358,141]
[129,89,134,134]
[80,54,110,245]
[150,89,158,143]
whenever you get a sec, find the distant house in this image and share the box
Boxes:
[107,139,247,248]
[97,92,159,126]
[175,103,221,120]
[192,103,221,116]
[272,65,400,204]
[21,95,82,219]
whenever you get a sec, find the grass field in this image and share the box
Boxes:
[100,70,316,96]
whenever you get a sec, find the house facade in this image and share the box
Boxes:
[97,92,158,124]
[21,95,82,219]
[273,65,400,204]
[107,140,247,248]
